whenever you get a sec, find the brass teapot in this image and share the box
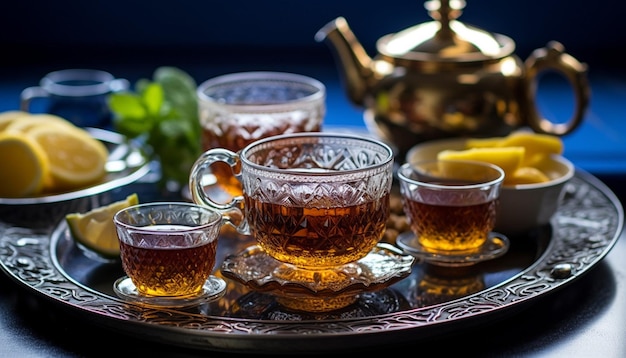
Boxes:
[315,0,590,157]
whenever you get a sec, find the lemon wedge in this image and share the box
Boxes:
[0,132,49,197]
[27,125,109,191]
[66,194,139,259]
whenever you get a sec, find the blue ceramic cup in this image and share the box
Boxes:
[20,69,129,128]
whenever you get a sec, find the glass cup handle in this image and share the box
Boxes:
[20,86,49,112]
[109,78,130,93]
[189,148,249,234]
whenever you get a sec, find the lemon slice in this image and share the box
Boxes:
[0,110,30,131]
[0,132,49,197]
[3,113,76,133]
[27,125,109,191]
[437,146,524,179]
[66,193,139,258]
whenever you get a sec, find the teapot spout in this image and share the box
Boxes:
[315,17,374,107]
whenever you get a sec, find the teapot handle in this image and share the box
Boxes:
[525,41,591,136]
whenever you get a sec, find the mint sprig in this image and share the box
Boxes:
[108,67,201,188]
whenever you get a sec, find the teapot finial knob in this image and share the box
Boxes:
[424,0,466,41]
[425,0,465,27]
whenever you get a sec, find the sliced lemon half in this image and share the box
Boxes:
[66,193,139,259]
[0,132,49,197]
[0,110,30,131]
[27,125,109,191]
[3,113,76,133]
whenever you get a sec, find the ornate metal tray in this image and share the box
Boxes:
[0,169,622,354]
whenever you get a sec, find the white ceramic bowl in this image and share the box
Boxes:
[405,138,575,235]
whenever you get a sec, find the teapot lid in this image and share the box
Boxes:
[377,0,515,62]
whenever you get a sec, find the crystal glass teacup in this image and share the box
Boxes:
[190,133,394,274]
[112,202,226,306]
[197,71,326,198]
[397,159,505,254]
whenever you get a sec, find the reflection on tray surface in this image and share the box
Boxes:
[229,289,407,320]
[0,172,622,353]
[50,216,547,316]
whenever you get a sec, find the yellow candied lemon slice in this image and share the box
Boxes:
[437,146,524,180]
[27,125,109,191]
[66,194,139,259]
[498,131,564,166]
[506,166,550,185]
[3,113,76,133]
[465,136,505,148]
[0,110,30,131]
[0,132,49,197]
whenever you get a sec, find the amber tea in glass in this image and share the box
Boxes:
[190,132,394,270]
[397,160,504,253]
[197,71,326,197]
[114,203,222,297]
[245,191,390,269]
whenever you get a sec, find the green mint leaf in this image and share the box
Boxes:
[140,82,164,117]
[156,67,199,130]
[150,119,199,184]
[107,66,202,188]
[155,66,197,93]
[108,93,147,119]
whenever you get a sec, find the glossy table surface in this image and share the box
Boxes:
[0,58,625,356]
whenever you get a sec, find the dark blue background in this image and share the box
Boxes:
[1,0,625,177]
[0,0,621,67]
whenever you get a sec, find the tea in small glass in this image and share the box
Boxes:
[114,202,223,298]
[398,160,504,253]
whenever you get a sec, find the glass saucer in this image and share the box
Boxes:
[396,231,510,267]
[113,275,227,308]
[230,288,405,317]
[220,243,415,297]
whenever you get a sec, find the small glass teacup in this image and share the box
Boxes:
[190,132,395,283]
[396,159,509,266]
[112,202,226,307]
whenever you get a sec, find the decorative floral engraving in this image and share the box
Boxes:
[0,172,622,353]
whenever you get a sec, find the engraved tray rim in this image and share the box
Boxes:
[0,169,623,354]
